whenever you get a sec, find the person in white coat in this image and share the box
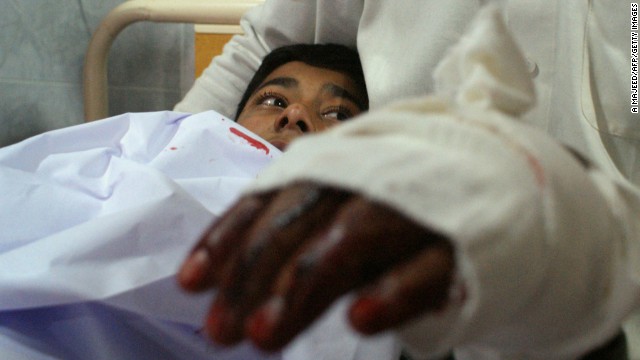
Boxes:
[176,1,640,359]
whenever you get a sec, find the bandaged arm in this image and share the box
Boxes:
[243,8,640,358]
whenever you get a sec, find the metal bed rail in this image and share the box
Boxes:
[83,0,261,121]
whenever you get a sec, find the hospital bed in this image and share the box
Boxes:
[83,0,263,122]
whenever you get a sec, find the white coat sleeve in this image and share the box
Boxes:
[240,7,640,359]
[173,0,362,118]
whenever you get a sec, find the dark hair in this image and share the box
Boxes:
[235,43,368,120]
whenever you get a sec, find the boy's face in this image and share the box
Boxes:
[236,61,366,151]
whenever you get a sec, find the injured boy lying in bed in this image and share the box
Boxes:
[0,43,367,360]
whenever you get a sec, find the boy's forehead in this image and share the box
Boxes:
[259,61,364,100]
[263,61,350,84]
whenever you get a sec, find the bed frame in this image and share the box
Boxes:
[83,0,261,121]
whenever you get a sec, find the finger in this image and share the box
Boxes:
[207,183,351,346]
[244,197,442,351]
[178,192,271,292]
[348,241,455,335]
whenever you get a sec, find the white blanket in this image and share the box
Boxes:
[0,111,283,359]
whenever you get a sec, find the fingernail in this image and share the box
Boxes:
[349,296,388,334]
[247,297,284,347]
[351,296,386,319]
[206,300,240,345]
[178,248,209,288]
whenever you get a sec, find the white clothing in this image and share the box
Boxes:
[176,0,638,184]
[176,2,640,359]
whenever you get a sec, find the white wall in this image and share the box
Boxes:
[0,0,194,147]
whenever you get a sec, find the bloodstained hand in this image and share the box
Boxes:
[178,181,454,351]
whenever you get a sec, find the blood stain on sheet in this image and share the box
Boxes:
[170,147,178,151]
[229,127,269,155]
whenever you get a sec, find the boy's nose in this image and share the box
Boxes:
[275,103,318,133]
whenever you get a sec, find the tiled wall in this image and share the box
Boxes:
[0,0,194,147]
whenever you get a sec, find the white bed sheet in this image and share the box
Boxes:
[0,110,282,359]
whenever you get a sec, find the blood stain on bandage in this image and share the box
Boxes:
[229,127,270,155]
[524,152,545,187]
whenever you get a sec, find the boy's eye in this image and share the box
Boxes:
[260,96,287,108]
[323,108,353,121]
